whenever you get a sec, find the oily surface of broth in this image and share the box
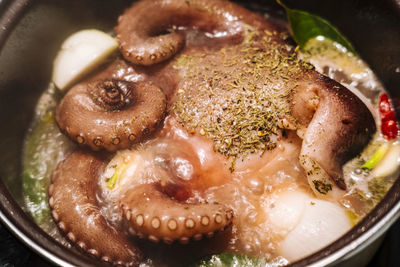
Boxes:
[21,6,396,267]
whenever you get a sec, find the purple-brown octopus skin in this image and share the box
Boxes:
[56,79,167,152]
[119,183,234,245]
[114,0,375,191]
[49,150,234,262]
[116,0,272,65]
[294,74,376,191]
[50,0,377,264]
[49,150,142,266]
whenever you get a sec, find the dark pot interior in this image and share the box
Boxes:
[0,0,399,266]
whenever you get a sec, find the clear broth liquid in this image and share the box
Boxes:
[22,19,397,267]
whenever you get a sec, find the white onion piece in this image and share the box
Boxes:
[268,191,309,234]
[52,29,118,90]
[102,150,145,203]
[276,192,351,262]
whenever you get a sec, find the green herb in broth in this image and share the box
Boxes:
[361,143,389,170]
[188,3,399,266]
[190,253,273,267]
[107,163,127,189]
[368,176,393,203]
[21,2,398,267]
[278,0,399,216]
[23,114,54,225]
[277,0,356,54]
[23,86,74,232]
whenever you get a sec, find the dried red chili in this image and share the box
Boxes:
[379,93,398,140]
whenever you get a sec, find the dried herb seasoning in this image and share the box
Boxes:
[172,27,309,166]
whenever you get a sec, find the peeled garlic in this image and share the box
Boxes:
[52,29,118,90]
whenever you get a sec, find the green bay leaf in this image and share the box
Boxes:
[278,0,356,54]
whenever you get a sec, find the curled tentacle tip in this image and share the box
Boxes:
[116,1,185,66]
[49,151,143,266]
[116,0,248,66]
[56,79,167,152]
[119,183,234,244]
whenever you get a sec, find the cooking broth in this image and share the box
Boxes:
[22,2,398,266]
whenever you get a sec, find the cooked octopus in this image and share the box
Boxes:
[56,79,167,152]
[50,0,376,265]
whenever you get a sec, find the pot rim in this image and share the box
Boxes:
[0,1,399,266]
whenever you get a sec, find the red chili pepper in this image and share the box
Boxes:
[379,93,395,121]
[379,93,398,140]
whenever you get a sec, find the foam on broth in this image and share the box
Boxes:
[22,14,397,267]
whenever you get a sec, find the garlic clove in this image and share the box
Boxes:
[52,29,118,90]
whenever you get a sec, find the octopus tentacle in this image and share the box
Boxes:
[290,72,376,196]
[116,0,266,66]
[56,79,167,152]
[119,183,234,244]
[49,150,142,266]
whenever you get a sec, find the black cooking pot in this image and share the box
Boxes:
[0,0,399,266]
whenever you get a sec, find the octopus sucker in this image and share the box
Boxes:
[49,150,143,266]
[56,79,167,152]
[119,183,234,243]
[41,0,382,264]
[116,0,270,66]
